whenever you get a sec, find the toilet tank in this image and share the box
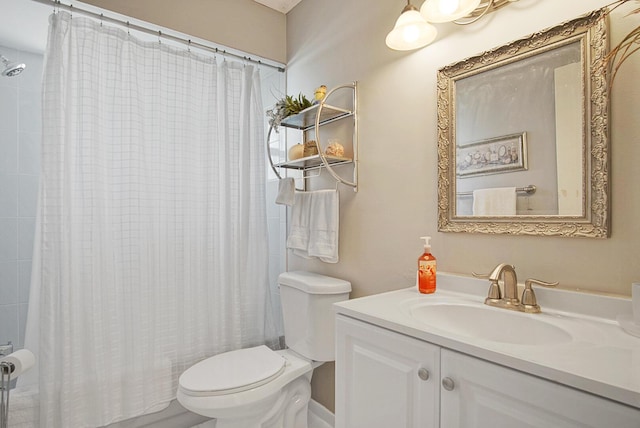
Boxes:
[278,271,351,362]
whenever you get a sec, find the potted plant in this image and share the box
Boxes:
[266,93,313,131]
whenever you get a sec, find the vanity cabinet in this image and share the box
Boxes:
[336,315,640,428]
[335,315,440,428]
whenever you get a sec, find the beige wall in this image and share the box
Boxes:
[85,0,286,63]
[286,0,640,412]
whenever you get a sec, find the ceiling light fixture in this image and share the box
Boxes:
[386,0,519,51]
[421,0,482,23]
[386,0,437,51]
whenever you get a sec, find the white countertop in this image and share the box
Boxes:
[334,272,640,409]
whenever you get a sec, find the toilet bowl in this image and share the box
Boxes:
[178,346,317,428]
[177,271,351,428]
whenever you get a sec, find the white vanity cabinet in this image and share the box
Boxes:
[335,315,440,428]
[440,349,639,428]
[336,315,640,428]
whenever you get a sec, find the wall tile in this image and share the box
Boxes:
[0,304,18,346]
[0,123,18,174]
[17,217,35,260]
[18,131,41,175]
[18,303,28,348]
[18,260,31,304]
[0,218,18,261]
[0,85,18,131]
[0,261,18,305]
[18,88,41,135]
[0,173,18,217]
[18,174,39,217]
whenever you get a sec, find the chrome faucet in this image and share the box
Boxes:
[475,264,558,313]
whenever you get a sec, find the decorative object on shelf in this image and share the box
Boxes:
[314,85,327,102]
[266,93,313,131]
[386,0,520,51]
[325,139,345,157]
[386,0,437,50]
[288,143,305,160]
[303,140,319,157]
[605,0,640,87]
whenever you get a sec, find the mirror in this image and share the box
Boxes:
[437,9,609,237]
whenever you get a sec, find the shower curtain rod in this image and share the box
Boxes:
[30,0,286,73]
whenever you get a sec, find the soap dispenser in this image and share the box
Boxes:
[418,236,436,294]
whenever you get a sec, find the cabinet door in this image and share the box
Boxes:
[440,349,640,428]
[335,315,440,428]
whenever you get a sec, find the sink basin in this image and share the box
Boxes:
[408,303,573,346]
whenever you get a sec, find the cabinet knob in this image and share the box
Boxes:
[418,368,430,381]
[442,377,455,391]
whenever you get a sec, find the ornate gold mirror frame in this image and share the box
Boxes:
[437,9,609,237]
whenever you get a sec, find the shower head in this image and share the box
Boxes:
[0,54,26,77]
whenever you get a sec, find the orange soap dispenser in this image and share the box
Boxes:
[418,236,436,294]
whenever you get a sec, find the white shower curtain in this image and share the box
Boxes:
[24,11,277,427]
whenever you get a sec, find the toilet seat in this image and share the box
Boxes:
[177,348,314,419]
[179,345,287,396]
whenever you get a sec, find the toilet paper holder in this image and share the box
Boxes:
[1,341,15,428]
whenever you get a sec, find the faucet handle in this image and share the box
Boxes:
[521,278,559,313]
[472,271,490,279]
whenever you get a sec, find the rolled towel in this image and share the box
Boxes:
[275,177,295,206]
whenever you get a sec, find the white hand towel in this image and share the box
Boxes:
[308,189,339,263]
[287,191,311,254]
[472,187,516,216]
[286,189,339,263]
[275,177,295,206]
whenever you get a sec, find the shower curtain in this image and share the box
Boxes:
[23,11,277,427]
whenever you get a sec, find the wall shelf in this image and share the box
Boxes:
[267,82,358,191]
[280,104,353,131]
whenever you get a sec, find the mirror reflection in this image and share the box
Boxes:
[455,41,583,217]
[437,9,609,237]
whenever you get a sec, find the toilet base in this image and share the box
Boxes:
[214,374,312,428]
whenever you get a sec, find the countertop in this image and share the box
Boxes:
[334,272,640,409]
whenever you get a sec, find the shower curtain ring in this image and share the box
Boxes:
[158,30,162,44]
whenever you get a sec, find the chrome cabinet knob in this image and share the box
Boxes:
[442,377,455,391]
[418,368,430,381]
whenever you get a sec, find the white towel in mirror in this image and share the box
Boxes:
[472,187,516,216]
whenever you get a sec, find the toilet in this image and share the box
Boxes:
[177,271,351,428]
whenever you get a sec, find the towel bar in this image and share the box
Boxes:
[457,185,536,197]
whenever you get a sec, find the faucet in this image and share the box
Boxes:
[475,264,558,313]
[488,263,519,307]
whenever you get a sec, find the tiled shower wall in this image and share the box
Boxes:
[0,44,43,350]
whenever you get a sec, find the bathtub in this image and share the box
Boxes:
[7,387,213,428]
[7,389,333,427]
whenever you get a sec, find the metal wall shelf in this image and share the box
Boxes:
[274,154,352,171]
[267,82,358,191]
[280,104,353,131]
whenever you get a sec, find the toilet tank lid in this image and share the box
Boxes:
[278,271,351,294]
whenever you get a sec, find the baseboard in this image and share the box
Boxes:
[308,399,334,427]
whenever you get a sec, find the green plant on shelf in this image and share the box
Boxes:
[267,93,313,131]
